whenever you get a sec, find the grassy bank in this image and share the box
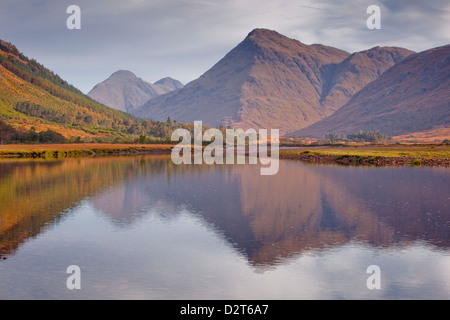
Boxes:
[0,143,174,159]
[279,144,450,167]
[1,143,450,167]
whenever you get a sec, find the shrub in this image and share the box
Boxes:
[411,159,421,167]
[38,130,66,143]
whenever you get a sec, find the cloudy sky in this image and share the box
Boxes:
[1,0,449,93]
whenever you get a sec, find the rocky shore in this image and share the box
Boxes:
[279,153,450,167]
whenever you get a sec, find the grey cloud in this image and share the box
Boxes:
[0,0,448,93]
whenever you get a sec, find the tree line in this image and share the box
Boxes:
[0,119,65,144]
[325,131,393,143]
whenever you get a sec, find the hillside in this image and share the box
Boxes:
[0,39,187,143]
[134,29,413,135]
[292,44,450,138]
[320,46,414,111]
[88,71,183,113]
[393,127,450,143]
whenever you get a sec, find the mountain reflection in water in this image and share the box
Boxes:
[1,155,448,266]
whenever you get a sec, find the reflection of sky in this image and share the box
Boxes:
[0,201,448,300]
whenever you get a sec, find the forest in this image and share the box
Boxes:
[0,118,65,144]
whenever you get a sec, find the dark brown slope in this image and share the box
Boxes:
[134,29,350,134]
[292,44,450,138]
[320,46,414,111]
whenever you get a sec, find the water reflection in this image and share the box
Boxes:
[1,155,448,267]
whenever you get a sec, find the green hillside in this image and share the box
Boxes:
[0,39,188,143]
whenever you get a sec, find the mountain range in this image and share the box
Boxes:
[1,28,449,141]
[134,28,421,136]
[88,70,183,113]
[292,44,450,138]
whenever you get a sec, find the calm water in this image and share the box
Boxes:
[0,155,449,299]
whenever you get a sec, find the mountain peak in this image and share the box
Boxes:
[245,28,306,49]
[247,28,280,37]
[135,28,351,133]
[242,28,349,62]
[109,70,137,79]
[154,77,184,90]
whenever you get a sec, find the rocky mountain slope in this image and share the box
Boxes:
[292,44,450,138]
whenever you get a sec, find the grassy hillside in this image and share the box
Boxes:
[0,39,190,143]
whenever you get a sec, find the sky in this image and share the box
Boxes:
[1,0,449,94]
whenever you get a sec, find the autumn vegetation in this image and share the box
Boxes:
[0,39,194,145]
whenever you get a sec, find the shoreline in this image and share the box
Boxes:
[279,153,450,167]
[0,143,174,159]
[0,143,449,167]
[278,145,450,167]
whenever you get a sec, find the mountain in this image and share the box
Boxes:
[134,28,413,135]
[319,46,414,111]
[154,77,184,91]
[88,71,183,113]
[291,44,450,138]
[0,39,186,143]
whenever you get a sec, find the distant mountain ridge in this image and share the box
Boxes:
[134,28,414,135]
[88,70,183,113]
